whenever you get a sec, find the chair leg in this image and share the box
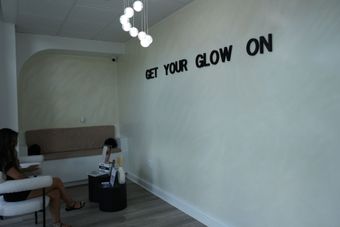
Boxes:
[43,188,46,227]
[35,212,38,224]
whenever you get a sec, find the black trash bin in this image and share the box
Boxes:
[98,183,127,212]
[88,174,110,202]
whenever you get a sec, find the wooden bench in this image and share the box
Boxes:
[25,125,117,160]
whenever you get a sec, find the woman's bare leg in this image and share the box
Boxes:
[49,192,71,227]
[27,189,63,225]
[49,177,73,207]
[47,189,61,224]
[27,184,72,226]
[28,177,79,208]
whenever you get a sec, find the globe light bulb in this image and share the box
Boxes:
[124,7,134,18]
[119,15,129,25]
[129,27,139,37]
[122,22,132,32]
[133,1,143,12]
[145,35,153,45]
[141,39,150,48]
[138,31,147,41]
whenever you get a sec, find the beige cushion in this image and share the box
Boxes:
[44,147,121,160]
[25,125,115,160]
[44,148,101,160]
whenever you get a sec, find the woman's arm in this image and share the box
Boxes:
[6,166,27,179]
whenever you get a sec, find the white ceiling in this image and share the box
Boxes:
[0,0,193,43]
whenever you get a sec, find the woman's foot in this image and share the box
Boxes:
[65,200,86,211]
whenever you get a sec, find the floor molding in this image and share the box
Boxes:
[65,179,88,188]
[127,172,229,227]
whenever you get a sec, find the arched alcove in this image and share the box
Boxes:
[18,50,120,145]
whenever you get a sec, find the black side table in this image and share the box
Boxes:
[98,183,127,212]
[88,174,110,202]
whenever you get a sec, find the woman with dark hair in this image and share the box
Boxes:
[0,128,85,227]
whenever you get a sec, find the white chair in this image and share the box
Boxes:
[19,155,44,164]
[0,155,52,226]
[0,174,52,226]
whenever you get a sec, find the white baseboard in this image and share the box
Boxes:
[127,172,229,227]
[65,179,88,188]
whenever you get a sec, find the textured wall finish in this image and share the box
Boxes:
[0,21,18,130]
[117,0,340,226]
[19,52,119,136]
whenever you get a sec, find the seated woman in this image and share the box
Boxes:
[0,128,85,227]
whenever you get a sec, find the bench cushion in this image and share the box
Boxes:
[25,125,115,160]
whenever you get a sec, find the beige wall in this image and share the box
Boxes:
[19,52,119,141]
[117,0,340,226]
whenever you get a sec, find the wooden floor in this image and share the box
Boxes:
[1,180,206,227]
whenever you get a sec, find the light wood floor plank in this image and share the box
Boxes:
[1,180,206,227]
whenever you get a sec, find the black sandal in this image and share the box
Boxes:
[65,200,86,211]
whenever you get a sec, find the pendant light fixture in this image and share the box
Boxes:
[124,7,134,18]
[133,0,143,12]
[120,0,153,48]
